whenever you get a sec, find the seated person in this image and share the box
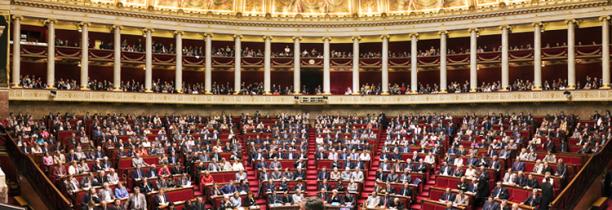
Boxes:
[439,188,456,202]
[522,188,541,207]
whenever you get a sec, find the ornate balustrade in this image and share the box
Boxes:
[8,89,612,105]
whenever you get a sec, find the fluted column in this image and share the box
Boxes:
[175,31,183,93]
[411,34,418,93]
[293,37,301,94]
[234,35,242,94]
[79,23,89,90]
[11,16,21,88]
[323,37,331,95]
[501,25,510,91]
[352,36,360,95]
[601,16,610,89]
[439,31,447,93]
[113,25,122,91]
[469,28,478,92]
[46,19,56,88]
[533,22,543,90]
[264,35,272,94]
[144,29,153,92]
[381,35,389,95]
[567,19,576,90]
[204,33,213,94]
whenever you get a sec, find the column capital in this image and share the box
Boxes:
[437,30,448,36]
[380,34,390,40]
[468,28,479,33]
[111,25,123,30]
[499,25,512,31]
[409,33,419,39]
[532,22,544,32]
[599,16,610,22]
[322,36,332,41]
[78,22,90,27]
[292,36,302,41]
[174,31,184,36]
[204,33,214,38]
[233,34,243,39]
[262,35,273,40]
[142,28,154,34]
[565,19,578,26]
[12,15,23,21]
[43,19,57,25]
[352,36,361,41]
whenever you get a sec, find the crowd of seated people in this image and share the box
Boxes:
[344,83,411,95]
[2,110,610,210]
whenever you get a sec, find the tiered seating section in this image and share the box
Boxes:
[2,110,610,210]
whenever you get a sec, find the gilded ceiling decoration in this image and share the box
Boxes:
[83,0,534,17]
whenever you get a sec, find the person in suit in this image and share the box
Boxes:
[107,199,126,210]
[141,179,155,193]
[491,182,509,200]
[328,189,342,204]
[511,157,525,171]
[453,191,470,207]
[540,177,554,210]
[388,197,405,210]
[457,177,469,192]
[268,191,283,206]
[439,188,456,202]
[221,180,237,195]
[343,191,355,207]
[525,174,540,189]
[440,162,454,176]
[153,188,170,210]
[317,167,330,181]
[522,189,541,207]
[127,187,147,210]
[397,182,413,197]
[82,188,100,210]
[482,197,499,210]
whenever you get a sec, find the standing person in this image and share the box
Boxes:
[127,186,147,210]
[540,177,554,210]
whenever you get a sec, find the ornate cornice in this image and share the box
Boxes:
[12,0,609,29]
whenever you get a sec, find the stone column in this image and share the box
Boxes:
[439,31,447,93]
[80,22,89,90]
[113,25,122,91]
[144,28,153,92]
[601,16,610,89]
[293,37,301,94]
[352,36,360,95]
[469,28,478,92]
[11,16,21,88]
[411,33,418,93]
[204,33,213,94]
[264,35,272,94]
[46,19,56,88]
[175,31,183,93]
[323,36,331,95]
[567,19,576,90]
[501,25,510,91]
[234,35,242,94]
[381,35,389,95]
[533,22,543,90]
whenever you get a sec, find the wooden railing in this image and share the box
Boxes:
[0,128,73,209]
[549,137,612,209]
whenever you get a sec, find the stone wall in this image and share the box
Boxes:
[8,101,610,119]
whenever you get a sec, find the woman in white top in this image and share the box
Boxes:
[424,153,436,165]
